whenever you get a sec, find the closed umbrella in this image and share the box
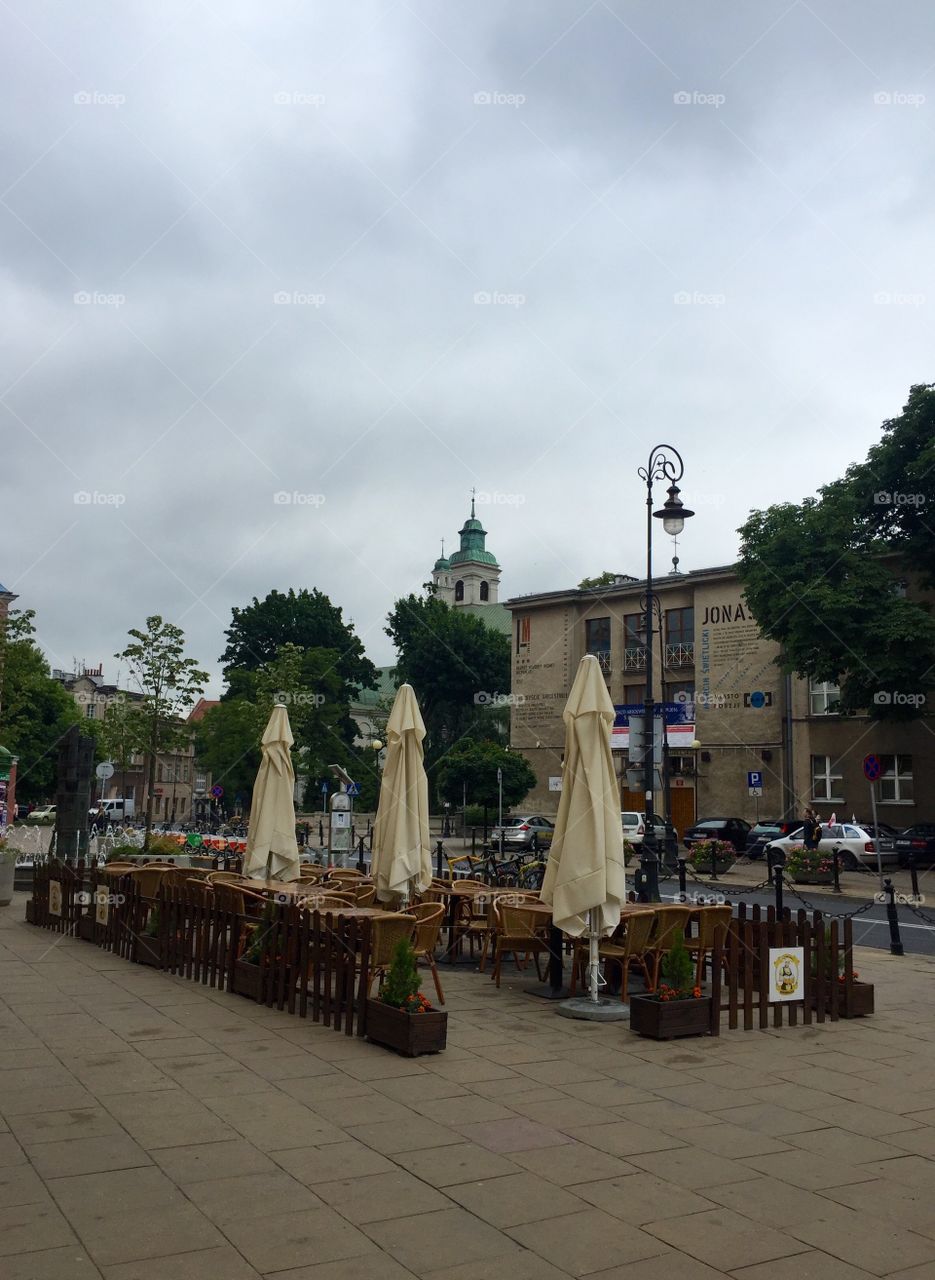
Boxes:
[540,654,627,1015]
[372,684,431,905]
[243,704,300,882]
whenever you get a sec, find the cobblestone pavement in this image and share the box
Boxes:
[3,893,935,1279]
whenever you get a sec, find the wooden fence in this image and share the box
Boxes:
[27,860,372,1037]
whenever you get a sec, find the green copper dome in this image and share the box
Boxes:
[433,555,450,571]
[448,501,499,567]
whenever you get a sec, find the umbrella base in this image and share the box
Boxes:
[556,997,629,1022]
[524,983,573,1001]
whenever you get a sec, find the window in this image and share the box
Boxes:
[585,617,611,654]
[125,786,134,800]
[85,702,95,719]
[809,680,840,715]
[454,580,464,602]
[480,581,489,602]
[811,754,843,801]
[623,683,644,706]
[623,613,643,646]
[666,608,694,646]
[880,754,913,802]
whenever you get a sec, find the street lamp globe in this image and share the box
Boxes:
[653,483,694,537]
[370,739,383,752]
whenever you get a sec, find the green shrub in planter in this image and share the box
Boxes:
[688,839,735,874]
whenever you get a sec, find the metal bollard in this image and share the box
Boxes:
[356,836,365,874]
[318,820,324,846]
[832,847,842,894]
[773,864,784,915]
[909,852,920,901]
[471,827,477,857]
[677,853,687,902]
[436,840,444,879]
[883,879,905,956]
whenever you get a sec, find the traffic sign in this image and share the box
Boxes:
[320,782,328,795]
[863,754,882,782]
[346,781,361,797]
[749,691,766,709]
[210,784,224,798]
[96,761,115,780]
[747,771,763,789]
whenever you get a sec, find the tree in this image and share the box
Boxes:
[737,385,935,721]
[385,594,511,773]
[578,571,625,589]
[435,741,535,820]
[0,609,82,803]
[220,588,377,700]
[192,698,261,814]
[116,617,208,847]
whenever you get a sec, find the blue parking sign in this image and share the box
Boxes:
[747,771,762,788]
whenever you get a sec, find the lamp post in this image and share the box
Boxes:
[636,445,693,902]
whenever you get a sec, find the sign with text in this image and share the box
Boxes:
[548,776,563,792]
[769,947,804,1002]
[612,702,695,750]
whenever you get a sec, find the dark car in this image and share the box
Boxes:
[893,824,935,867]
[744,820,799,859]
[683,817,751,853]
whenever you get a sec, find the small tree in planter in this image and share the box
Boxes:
[811,924,874,1016]
[366,939,447,1055]
[688,839,735,875]
[629,931,712,1039]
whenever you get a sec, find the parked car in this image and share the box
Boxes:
[88,798,135,822]
[745,820,799,859]
[764,823,898,871]
[891,824,935,868]
[683,818,751,853]
[621,812,668,845]
[26,805,56,822]
[487,815,555,852]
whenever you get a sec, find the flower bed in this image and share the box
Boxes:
[687,839,736,875]
[628,931,712,1039]
[785,845,834,883]
[365,939,447,1056]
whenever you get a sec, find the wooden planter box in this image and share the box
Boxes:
[365,998,448,1056]
[812,980,874,1018]
[25,899,35,924]
[134,936,162,968]
[629,994,713,1040]
[690,862,735,877]
[78,915,96,942]
[792,872,834,885]
[232,959,263,1000]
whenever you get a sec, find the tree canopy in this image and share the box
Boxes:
[737,384,935,720]
[578,571,625,589]
[435,740,536,812]
[0,610,82,803]
[220,588,376,701]
[384,593,511,773]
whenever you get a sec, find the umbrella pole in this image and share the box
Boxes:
[588,907,601,1004]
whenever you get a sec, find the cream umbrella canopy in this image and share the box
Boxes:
[540,655,626,1006]
[371,684,432,905]
[242,704,301,882]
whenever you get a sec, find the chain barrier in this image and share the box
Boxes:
[906,902,935,928]
[779,876,883,921]
[684,865,773,898]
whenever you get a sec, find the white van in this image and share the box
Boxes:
[91,798,135,821]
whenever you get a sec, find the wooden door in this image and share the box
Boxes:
[669,787,696,841]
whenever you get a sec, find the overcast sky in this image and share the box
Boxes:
[4,1,934,695]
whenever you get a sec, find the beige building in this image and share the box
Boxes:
[506,565,934,833]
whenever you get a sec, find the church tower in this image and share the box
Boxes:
[432,493,501,609]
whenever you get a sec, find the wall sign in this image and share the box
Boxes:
[769,947,804,1002]
[49,880,62,918]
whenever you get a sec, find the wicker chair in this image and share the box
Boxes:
[452,886,495,964]
[490,899,550,989]
[572,911,656,1001]
[648,905,695,988]
[299,864,327,879]
[301,893,357,912]
[367,913,418,995]
[403,902,445,1003]
[354,884,377,908]
[207,871,250,886]
[684,905,732,985]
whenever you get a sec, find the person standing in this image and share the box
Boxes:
[802,807,821,850]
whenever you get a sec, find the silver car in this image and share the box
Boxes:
[765,823,899,871]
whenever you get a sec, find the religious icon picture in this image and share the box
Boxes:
[769,947,804,1002]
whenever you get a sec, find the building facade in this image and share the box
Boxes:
[506,565,935,831]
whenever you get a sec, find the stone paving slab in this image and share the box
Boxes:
[3,895,935,1279]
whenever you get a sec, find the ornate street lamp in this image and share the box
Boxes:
[636,446,694,901]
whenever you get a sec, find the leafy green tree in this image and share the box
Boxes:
[192,698,261,814]
[116,617,208,847]
[737,385,935,720]
[578,571,625,589]
[384,594,510,773]
[0,610,82,803]
[220,588,377,701]
[435,740,535,823]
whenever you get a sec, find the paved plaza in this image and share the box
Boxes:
[3,895,935,1279]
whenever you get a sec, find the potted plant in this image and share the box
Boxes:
[0,841,16,908]
[785,845,834,884]
[810,926,874,1016]
[688,838,735,876]
[232,901,287,1000]
[629,931,713,1039]
[366,939,448,1056]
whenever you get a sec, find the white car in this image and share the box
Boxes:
[764,823,899,871]
[621,812,668,845]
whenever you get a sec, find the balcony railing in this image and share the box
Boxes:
[588,649,612,677]
[664,643,694,668]
[623,647,647,671]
